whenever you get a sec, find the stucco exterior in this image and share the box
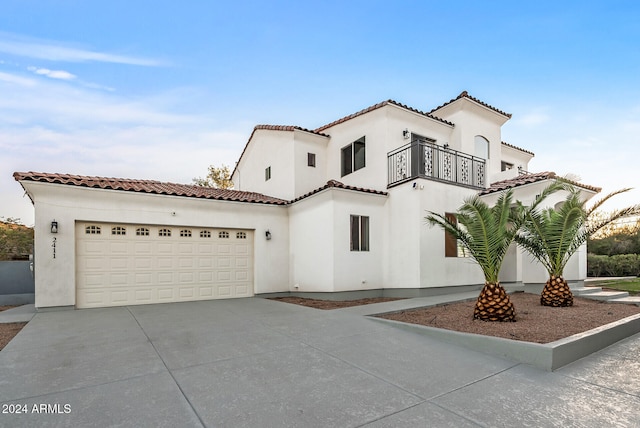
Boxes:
[16,92,600,309]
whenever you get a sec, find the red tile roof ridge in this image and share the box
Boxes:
[290,180,388,203]
[429,91,512,118]
[501,141,535,156]
[254,124,330,137]
[479,171,601,195]
[13,171,289,205]
[314,99,454,133]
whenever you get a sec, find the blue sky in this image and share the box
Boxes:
[2,1,639,225]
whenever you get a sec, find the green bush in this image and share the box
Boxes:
[587,253,640,277]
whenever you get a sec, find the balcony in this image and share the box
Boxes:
[388,141,486,189]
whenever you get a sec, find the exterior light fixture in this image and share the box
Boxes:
[265,230,272,240]
[402,129,410,139]
[51,220,58,234]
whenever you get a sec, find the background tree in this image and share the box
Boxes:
[516,187,640,307]
[0,217,34,261]
[193,164,234,189]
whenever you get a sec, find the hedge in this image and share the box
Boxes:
[587,253,640,277]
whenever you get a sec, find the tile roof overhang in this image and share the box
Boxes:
[479,171,601,196]
[314,100,454,133]
[290,180,388,203]
[429,91,512,119]
[13,172,289,205]
[13,173,387,206]
[501,141,535,157]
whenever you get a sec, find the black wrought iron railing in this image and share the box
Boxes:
[387,141,486,189]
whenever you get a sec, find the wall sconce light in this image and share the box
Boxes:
[51,220,58,234]
[443,143,450,150]
[265,230,272,240]
[402,129,410,139]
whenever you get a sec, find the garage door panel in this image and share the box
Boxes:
[76,223,254,308]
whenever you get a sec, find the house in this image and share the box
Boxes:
[14,92,600,309]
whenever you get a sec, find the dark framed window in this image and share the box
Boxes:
[265,166,271,181]
[350,215,370,251]
[341,136,365,176]
[307,152,316,167]
[444,213,469,258]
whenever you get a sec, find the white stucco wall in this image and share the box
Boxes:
[233,129,297,200]
[23,181,290,308]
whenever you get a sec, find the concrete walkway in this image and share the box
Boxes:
[1,296,640,427]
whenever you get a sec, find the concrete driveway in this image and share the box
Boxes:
[1,296,640,427]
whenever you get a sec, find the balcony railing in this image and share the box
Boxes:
[388,141,486,189]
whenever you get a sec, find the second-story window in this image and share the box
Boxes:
[341,136,365,177]
[307,152,316,167]
[265,166,271,181]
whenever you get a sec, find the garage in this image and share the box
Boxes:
[75,222,254,308]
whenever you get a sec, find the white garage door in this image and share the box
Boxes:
[76,222,254,308]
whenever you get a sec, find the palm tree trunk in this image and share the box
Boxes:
[474,282,516,322]
[540,275,574,307]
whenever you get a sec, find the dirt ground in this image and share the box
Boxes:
[268,296,404,309]
[272,293,640,344]
[0,306,27,351]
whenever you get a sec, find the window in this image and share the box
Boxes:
[236,231,247,239]
[85,225,101,235]
[350,215,370,251]
[180,229,192,237]
[158,228,171,237]
[200,230,211,238]
[501,161,514,171]
[136,227,150,236]
[444,213,469,258]
[111,226,126,235]
[307,152,316,167]
[475,135,490,159]
[411,133,436,144]
[265,166,271,181]
[341,136,366,176]
[219,231,229,239]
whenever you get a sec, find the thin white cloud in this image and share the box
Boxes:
[0,33,166,66]
[27,66,76,80]
[0,71,36,86]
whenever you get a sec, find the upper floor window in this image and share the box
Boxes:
[265,166,271,181]
[475,136,490,160]
[411,133,436,145]
[350,215,369,251]
[501,161,514,171]
[341,136,365,177]
[307,152,316,167]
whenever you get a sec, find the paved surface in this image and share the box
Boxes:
[1,296,640,427]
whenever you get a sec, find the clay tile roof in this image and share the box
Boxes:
[429,91,512,118]
[254,124,330,137]
[501,141,535,156]
[479,171,601,195]
[13,172,289,205]
[314,100,454,133]
[290,180,388,203]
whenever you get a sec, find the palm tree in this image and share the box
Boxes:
[426,190,524,321]
[516,187,640,307]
